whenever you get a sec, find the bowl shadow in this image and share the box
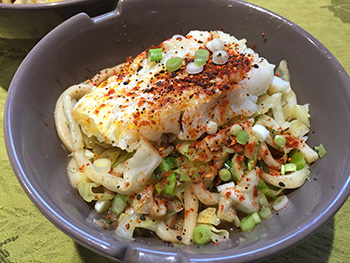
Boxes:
[0,40,26,91]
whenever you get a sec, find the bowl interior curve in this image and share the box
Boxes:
[4,0,350,262]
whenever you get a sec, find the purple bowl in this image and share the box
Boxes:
[4,0,350,262]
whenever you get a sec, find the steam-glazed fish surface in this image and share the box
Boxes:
[72,30,274,150]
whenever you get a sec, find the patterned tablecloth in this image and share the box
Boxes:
[0,0,349,262]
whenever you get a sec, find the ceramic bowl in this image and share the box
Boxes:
[4,0,350,262]
[0,0,117,54]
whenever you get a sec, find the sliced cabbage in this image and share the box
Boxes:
[289,104,310,127]
[268,76,291,94]
[73,137,162,195]
[288,120,309,138]
[205,224,229,243]
[275,59,290,82]
[67,158,88,188]
[197,207,220,226]
[115,207,159,240]
[77,180,115,202]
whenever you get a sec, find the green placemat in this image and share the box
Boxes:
[0,0,349,262]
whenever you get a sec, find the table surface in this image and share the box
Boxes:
[0,0,349,262]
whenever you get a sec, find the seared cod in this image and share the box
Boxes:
[72,30,274,150]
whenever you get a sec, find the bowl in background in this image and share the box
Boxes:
[4,0,350,262]
[0,0,118,54]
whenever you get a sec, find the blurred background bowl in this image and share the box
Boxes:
[0,0,118,54]
[4,0,350,262]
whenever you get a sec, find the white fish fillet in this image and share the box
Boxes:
[72,30,274,150]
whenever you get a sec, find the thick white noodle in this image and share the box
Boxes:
[258,141,281,169]
[54,84,93,152]
[181,183,198,245]
[261,167,310,189]
[217,196,240,227]
[192,182,219,206]
[155,222,182,243]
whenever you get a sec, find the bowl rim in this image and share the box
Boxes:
[0,0,103,10]
[4,0,350,261]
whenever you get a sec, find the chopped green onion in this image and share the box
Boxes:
[284,163,297,173]
[93,158,112,174]
[252,124,270,142]
[212,50,228,65]
[155,172,176,195]
[258,180,278,198]
[162,172,176,195]
[230,124,242,136]
[259,207,272,219]
[166,57,182,72]
[281,163,297,175]
[224,159,232,170]
[315,144,327,158]
[216,181,235,193]
[94,200,111,213]
[155,156,178,178]
[272,195,289,211]
[111,194,126,216]
[148,48,162,61]
[206,120,218,134]
[289,150,306,170]
[219,168,231,181]
[240,214,256,232]
[274,135,286,147]
[194,49,209,66]
[230,154,244,183]
[258,191,270,207]
[206,38,225,52]
[193,225,212,245]
[187,62,203,74]
[247,159,255,172]
[281,164,285,175]
[251,211,262,224]
[236,130,249,145]
[101,218,113,224]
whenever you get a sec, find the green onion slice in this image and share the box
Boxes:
[162,172,176,195]
[219,168,231,182]
[166,57,182,72]
[284,163,297,173]
[274,135,286,147]
[194,49,210,66]
[251,211,262,224]
[101,218,113,224]
[240,214,256,232]
[193,225,212,245]
[315,144,327,158]
[259,207,272,219]
[223,159,232,170]
[148,48,162,62]
[111,194,126,216]
[289,150,306,170]
[281,163,297,175]
[236,130,249,145]
[230,124,242,136]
